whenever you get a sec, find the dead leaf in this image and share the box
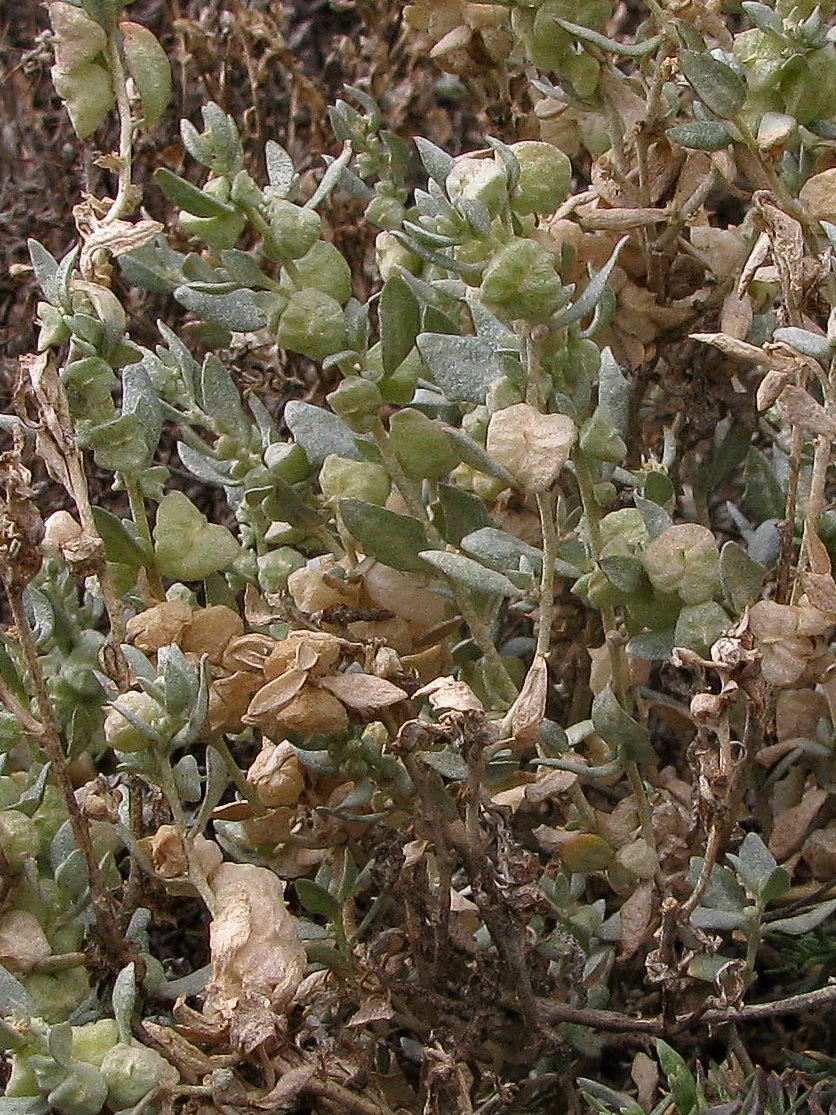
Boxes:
[0,910,52,973]
[778,384,836,440]
[318,672,408,714]
[204,862,307,1051]
[769,787,828,860]
[619,881,654,960]
[509,654,548,744]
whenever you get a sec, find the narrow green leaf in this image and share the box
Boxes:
[667,121,733,150]
[591,685,653,762]
[719,541,765,614]
[772,326,832,361]
[416,332,505,403]
[285,400,362,465]
[680,52,746,120]
[174,286,266,331]
[153,168,236,216]
[418,749,470,780]
[295,878,341,921]
[381,275,420,376]
[340,499,431,573]
[417,550,523,596]
[766,897,836,936]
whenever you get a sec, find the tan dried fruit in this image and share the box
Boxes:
[486,404,576,493]
[748,600,830,686]
[318,672,408,716]
[208,671,263,734]
[244,670,309,729]
[247,742,306,808]
[126,600,192,654]
[222,633,278,673]
[258,684,349,739]
[799,168,836,221]
[181,606,245,663]
[204,862,307,1051]
[264,631,343,680]
[362,563,448,634]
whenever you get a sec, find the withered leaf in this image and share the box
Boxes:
[318,672,408,715]
[204,862,307,1051]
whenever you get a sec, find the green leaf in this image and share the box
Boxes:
[720,541,765,614]
[419,749,470,780]
[120,240,186,294]
[380,275,420,376]
[626,628,675,661]
[87,414,150,473]
[174,286,267,331]
[285,400,362,465]
[418,550,522,596]
[265,140,297,198]
[339,499,431,573]
[727,833,790,904]
[460,526,546,576]
[414,137,455,186]
[153,168,237,216]
[772,327,832,361]
[655,1040,698,1115]
[444,426,519,489]
[705,421,750,492]
[680,52,747,119]
[92,507,148,567]
[199,354,248,437]
[121,361,162,465]
[552,237,627,330]
[416,333,505,403]
[634,495,672,540]
[176,443,235,487]
[666,121,733,150]
[766,896,836,936]
[0,964,37,1017]
[744,447,785,521]
[599,555,645,594]
[591,685,653,762]
[295,878,341,921]
[435,485,493,546]
[159,644,197,719]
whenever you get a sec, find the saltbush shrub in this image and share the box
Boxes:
[2,0,836,1111]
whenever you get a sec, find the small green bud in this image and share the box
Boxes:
[292,241,353,304]
[446,157,507,218]
[326,376,382,433]
[480,238,564,323]
[364,195,405,230]
[0,810,38,868]
[257,548,306,593]
[47,1063,108,1115]
[100,1042,179,1109]
[263,442,311,484]
[276,290,348,361]
[509,141,572,216]
[269,200,322,260]
[674,601,730,656]
[320,455,391,504]
[642,523,720,605]
[389,409,461,481]
[103,690,167,753]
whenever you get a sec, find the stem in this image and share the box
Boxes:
[124,472,165,601]
[210,734,267,817]
[102,27,134,225]
[371,419,518,704]
[154,751,217,913]
[4,582,130,966]
[535,490,557,658]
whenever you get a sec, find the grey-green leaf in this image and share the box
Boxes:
[340,499,431,573]
[174,286,267,331]
[680,52,746,120]
[417,550,523,596]
[667,121,733,150]
[417,333,505,404]
[154,167,237,216]
[381,275,420,377]
[285,400,362,465]
[591,685,653,762]
[720,541,765,614]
